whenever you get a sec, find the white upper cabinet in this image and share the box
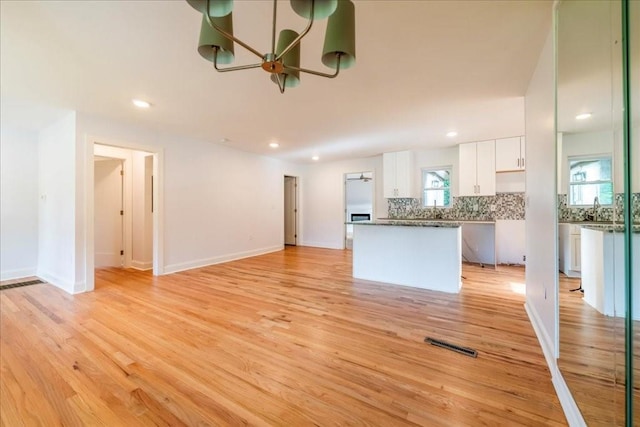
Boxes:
[495,136,526,172]
[458,140,496,196]
[383,151,414,198]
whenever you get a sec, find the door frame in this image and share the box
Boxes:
[83,134,164,292]
[344,171,375,249]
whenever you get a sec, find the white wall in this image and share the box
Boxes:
[414,146,459,196]
[38,112,78,292]
[302,156,383,249]
[77,113,303,276]
[0,127,39,280]
[130,151,151,269]
[524,29,557,360]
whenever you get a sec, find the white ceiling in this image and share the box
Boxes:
[0,0,552,163]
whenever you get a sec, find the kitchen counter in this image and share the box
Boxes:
[347,219,463,227]
[351,221,461,293]
[581,227,640,319]
[559,221,640,233]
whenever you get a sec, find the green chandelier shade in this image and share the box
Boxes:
[290,0,337,20]
[321,0,356,69]
[186,0,233,17]
[185,0,355,93]
[270,29,301,88]
[198,13,235,64]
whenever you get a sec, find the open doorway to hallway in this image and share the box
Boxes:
[345,172,374,249]
[94,144,155,273]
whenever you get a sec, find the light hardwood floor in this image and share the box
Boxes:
[558,274,640,426]
[1,247,566,426]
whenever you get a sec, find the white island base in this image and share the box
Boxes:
[352,222,462,293]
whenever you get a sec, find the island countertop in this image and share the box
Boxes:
[347,219,463,228]
[559,221,640,233]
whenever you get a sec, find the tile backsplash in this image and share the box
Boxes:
[387,192,525,221]
[387,192,640,223]
[558,193,640,223]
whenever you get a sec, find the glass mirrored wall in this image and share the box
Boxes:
[628,0,639,423]
[556,0,638,425]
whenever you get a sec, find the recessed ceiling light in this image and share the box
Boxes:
[269,142,279,148]
[312,155,319,161]
[132,99,151,108]
[576,112,592,120]
[446,131,458,138]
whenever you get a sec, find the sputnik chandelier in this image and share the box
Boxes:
[186,0,356,93]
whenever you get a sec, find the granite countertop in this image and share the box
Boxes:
[347,219,463,228]
[376,218,495,224]
[560,221,640,233]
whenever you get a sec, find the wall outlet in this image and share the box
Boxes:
[523,255,526,262]
[473,203,479,212]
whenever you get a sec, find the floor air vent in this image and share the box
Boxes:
[424,337,478,358]
[0,279,44,291]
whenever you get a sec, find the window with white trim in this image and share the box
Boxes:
[422,167,451,207]
[568,155,613,206]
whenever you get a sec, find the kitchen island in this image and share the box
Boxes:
[580,223,640,319]
[351,219,462,293]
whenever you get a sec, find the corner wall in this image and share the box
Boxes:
[37,112,78,292]
[524,26,556,361]
[301,157,384,249]
[0,127,39,280]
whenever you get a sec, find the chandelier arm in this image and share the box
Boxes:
[274,73,287,94]
[212,48,262,72]
[274,0,315,61]
[287,54,342,78]
[204,1,263,59]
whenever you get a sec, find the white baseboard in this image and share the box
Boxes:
[524,302,555,366]
[0,267,37,281]
[525,302,586,427]
[131,260,153,271]
[163,245,283,275]
[36,270,75,294]
[300,240,344,250]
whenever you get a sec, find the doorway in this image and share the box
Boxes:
[94,157,124,267]
[345,172,374,249]
[284,176,298,246]
[93,144,155,273]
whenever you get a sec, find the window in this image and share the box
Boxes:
[422,167,451,207]
[568,156,613,206]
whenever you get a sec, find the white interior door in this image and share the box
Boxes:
[94,158,123,267]
[284,176,297,245]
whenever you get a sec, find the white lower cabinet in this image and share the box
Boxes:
[559,224,581,277]
[495,220,525,265]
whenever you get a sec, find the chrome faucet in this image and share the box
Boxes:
[592,196,600,222]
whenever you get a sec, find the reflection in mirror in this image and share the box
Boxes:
[556,0,628,425]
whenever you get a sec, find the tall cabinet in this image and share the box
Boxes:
[383,151,414,198]
[458,140,496,196]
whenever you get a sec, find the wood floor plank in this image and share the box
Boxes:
[1,246,566,426]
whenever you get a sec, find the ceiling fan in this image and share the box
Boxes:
[347,173,372,182]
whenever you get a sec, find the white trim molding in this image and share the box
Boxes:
[525,302,586,427]
[164,245,283,275]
